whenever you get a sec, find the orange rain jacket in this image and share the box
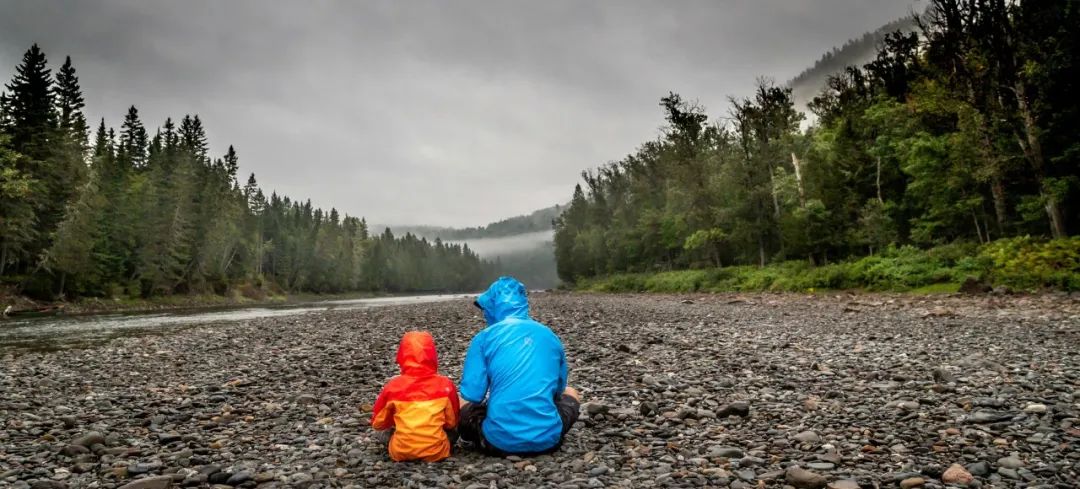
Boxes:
[371,331,460,462]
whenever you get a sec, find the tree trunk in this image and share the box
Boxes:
[876,156,884,205]
[990,178,1008,232]
[1014,81,1067,238]
[791,153,807,209]
[768,169,781,218]
[973,212,985,244]
[758,235,766,267]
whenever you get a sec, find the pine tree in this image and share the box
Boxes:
[1,44,55,159]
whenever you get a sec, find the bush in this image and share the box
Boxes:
[575,237,1079,293]
[979,236,1080,290]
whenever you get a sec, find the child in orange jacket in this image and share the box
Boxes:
[370,331,460,462]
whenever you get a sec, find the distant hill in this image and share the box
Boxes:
[387,205,563,241]
[383,205,565,289]
[788,16,919,112]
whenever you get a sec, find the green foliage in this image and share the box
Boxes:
[979,237,1080,290]
[556,1,1079,292]
[580,238,1080,293]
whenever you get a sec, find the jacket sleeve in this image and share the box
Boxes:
[459,332,489,403]
[370,383,394,431]
[443,381,460,429]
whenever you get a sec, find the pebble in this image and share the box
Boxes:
[785,466,827,489]
[116,476,172,489]
[997,456,1024,469]
[942,464,974,485]
[900,477,925,489]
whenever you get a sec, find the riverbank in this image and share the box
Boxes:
[0,289,437,317]
[1,292,1077,488]
[575,237,1080,294]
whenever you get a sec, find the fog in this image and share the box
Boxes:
[449,230,554,258]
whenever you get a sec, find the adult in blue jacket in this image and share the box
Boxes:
[458,276,581,455]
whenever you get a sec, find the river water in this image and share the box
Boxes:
[0,294,466,351]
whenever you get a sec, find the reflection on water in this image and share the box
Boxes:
[0,294,466,352]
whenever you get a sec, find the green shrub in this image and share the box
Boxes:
[979,236,1080,290]
[576,237,1079,293]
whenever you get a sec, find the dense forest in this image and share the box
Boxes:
[555,0,1080,290]
[0,45,490,300]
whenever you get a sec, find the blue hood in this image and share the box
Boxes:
[475,276,530,325]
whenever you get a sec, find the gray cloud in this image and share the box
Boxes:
[0,0,922,226]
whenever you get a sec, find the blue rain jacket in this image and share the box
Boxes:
[460,277,568,453]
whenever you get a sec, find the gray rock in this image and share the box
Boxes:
[717,401,750,417]
[117,476,172,489]
[793,431,821,444]
[226,470,253,485]
[966,461,991,476]
[785,466,827,489]
[707,446,743,458]
[997,456,1024,469]
[71,431,105,448]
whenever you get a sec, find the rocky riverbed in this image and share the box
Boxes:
[2,292,1078,489]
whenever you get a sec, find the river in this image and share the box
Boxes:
[0,294,466,351]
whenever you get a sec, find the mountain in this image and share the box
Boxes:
[382,205,565,290]
[788,16,919,113]
[387,205,563,241]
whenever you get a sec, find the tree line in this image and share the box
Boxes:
[1,44,489,299]
[555,0,1079,283]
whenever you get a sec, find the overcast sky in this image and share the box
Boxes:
[0,0,922,227]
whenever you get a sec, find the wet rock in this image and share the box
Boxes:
[966,461,990,476]
[226,470,252,485]
[997,456,1024,469]
[60,444,89,457]
[1023,403,1047,413]
[900,477,925,489]
[716,401,750,418]
[582,402,609,416]
[793,431,821,444]
[965,410,1014,424]
[942,464,974,485]
[71,432,105,448]
[117,476,173,489]
[785,466,827,489]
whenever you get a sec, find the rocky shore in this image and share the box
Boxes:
[2,292,1078,488]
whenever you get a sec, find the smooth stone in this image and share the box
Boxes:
[117,476,173,489]
[72,432,105,448]
[997,456,1024,470]
[900,477,926,489]
[785,466,827,489]
[942,464,974,485]
[827,480,860,489]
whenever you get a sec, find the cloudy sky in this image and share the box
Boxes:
[0,0,922,227]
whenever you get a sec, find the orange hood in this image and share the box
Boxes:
[396,331,438,376]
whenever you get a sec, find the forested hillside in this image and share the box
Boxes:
[0,45,489,300]
[789,16,918,112]
[389,205,562,241]
[555,0,1080,292]
[389,205,564,289]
